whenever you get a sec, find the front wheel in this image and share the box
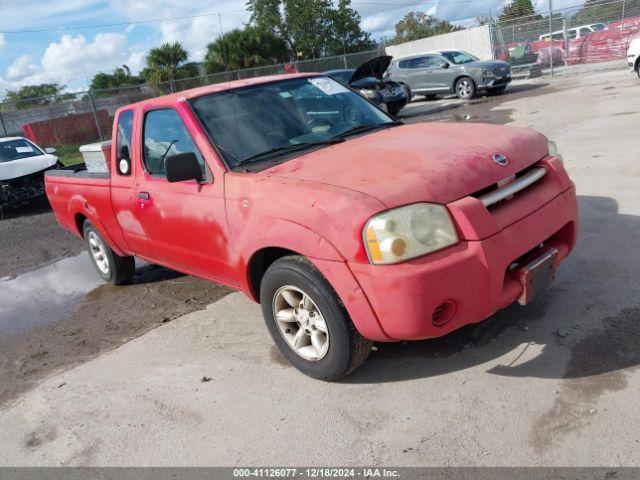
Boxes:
[401,83,412,103]
[260,256,372,380]
[455,77,476,100]
[83,221,135,284]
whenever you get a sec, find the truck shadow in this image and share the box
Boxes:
[346,195,640,384]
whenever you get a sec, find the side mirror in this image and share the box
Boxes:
[45,147,57,154]
[165,152,203,183]
[440,62,450,69]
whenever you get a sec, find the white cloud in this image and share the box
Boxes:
[41,32,128,74]
[0,34,5,55]
[2,32,130,90]
[127,50,146,72]
[6,55,38,81]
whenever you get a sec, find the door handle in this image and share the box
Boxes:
[138,192,150,200]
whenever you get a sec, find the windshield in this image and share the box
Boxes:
[441,51,479,64]
[189,76,393,168]
[0,139,43,163]
[327,70,354,85]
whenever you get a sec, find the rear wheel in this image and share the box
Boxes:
[260,256,372,381]
[455,77,476,100]
[83,221,135,285]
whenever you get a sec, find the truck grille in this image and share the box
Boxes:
[472,165,546,208]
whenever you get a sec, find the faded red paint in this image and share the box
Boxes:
[46,74,578,343]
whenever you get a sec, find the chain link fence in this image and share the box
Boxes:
[493,0,640,73]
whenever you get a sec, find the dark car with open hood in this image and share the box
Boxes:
[325,55,408,116]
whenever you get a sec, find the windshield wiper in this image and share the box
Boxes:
[237,138,345,166]
[335,120,403,139]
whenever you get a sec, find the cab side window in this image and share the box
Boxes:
[408,56,431,69]
[116,110,133,176]
[143,108,205,178]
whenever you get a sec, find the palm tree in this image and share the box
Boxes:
[141,42,199,91]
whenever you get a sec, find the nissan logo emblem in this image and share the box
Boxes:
[491,153,509,166]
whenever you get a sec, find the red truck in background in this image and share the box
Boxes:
[45,73,578,380]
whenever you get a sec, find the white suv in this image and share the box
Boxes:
[629,36,640,78]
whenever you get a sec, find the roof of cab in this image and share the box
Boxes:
[121,72,322,111]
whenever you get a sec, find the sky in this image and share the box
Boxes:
[0,0,574,95]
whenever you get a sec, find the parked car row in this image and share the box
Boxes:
[504,17,640,67]
[325,50,512,117]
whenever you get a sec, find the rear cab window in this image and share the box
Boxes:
[115,110,133,175]
[142,108,206,179]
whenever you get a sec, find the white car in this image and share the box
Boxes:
[0,136,59,208]
[628,37,640,78]
[539,23,606,42]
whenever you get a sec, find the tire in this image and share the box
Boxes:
[260,256,372,381]
[83,220,135,285]
[401,83,412,103]
[388,107,401,116]
[455,77,476,100]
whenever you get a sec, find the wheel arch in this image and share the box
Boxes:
[71,209,126,257]
[74,212,88,237]
[246,247,301,301]
[238,218,344,299]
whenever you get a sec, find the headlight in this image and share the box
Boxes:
[547,140,564,163]
[359,89,378,99]
[363,203,459,265]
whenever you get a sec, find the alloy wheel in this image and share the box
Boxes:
[272,285,329,361]
[457,79,473,99]
[87,231,110,275]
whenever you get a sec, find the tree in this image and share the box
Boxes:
[246,0,374,59]
[390,12,462,44]
[4,83,73,109]
[499,0,543,25]
[140,42,199,85]
[204,26,289,73]
[90,65,145,91]
[328,0,377,55]
[573,0,626,25]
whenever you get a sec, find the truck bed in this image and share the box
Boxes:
[45,163,118,242]
[45,163,110,180]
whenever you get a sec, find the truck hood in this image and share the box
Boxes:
[0,154,58,181]
[264,123,549,207]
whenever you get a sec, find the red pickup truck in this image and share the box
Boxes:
[46,73,577,380]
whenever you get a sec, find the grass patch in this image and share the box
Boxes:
[54,144,84,166]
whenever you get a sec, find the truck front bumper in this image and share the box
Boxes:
[347,163,577,341]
